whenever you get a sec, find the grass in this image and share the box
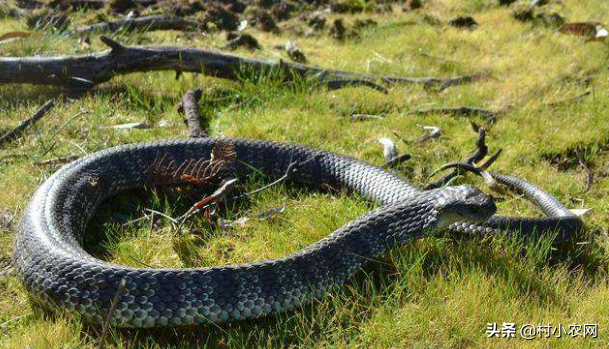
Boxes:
[2,0,609,347]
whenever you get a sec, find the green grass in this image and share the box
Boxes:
[2,0,609,347]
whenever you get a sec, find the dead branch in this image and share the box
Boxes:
[34,155,80,167]
[479,149,502,170]
[50,0,105,10]
[384,72,489,90]
[424,128,496,189]
[408,106,497,120]
[382,153,411,169]
[180,178,238,222]
[546,90,591,108]
[0,36,486,91]
[98,278,126,349]
[178,89,207,138]
[465,128,488,164]
[67,15,203,36]
[575,148,594,192]
[325,79,388,93]
[347,113,384,122]
[0,100,55,148]
[429,162,505,195]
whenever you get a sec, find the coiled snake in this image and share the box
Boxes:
[13,138,581,327]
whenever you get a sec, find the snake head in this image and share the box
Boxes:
[432,185,496,228]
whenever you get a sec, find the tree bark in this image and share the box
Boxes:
[179,89,207,138]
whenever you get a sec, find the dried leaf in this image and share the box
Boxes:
[219,205,286,230]
[570,208,592,217]
[419,125,443,142]
[479,169,506,195]
[378,137,398,163]
[110,122,152,130]
[256,205,286,220]
[218,217,249,230]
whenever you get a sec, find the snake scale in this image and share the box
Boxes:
[13,138,581,327]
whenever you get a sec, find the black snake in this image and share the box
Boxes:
[13,138,581,327]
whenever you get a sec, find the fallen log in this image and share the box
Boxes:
[0,36,486,91]
[66,15,203,36]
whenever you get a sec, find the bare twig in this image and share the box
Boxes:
[432,72,489,92]
[144,208,179,225]
[429,162,505,195]
[382,153,411,168]
[465,128,488,164]
[408,106,496,120]
[383,72,489,91]
[179,178,238,222]
[0,100,55,148]
[325,79,388,93]
[424,128,493,189]
[479,149,503,170]
[546,90,591,108]
[0,314,28,330]
[416,51,459,63]
[98,278,126,349]
[67,15,203,36]
[226,151,321,203]
[347,114,384,122]
[178,89,207,138]
[34,155,80,166]
[234,162,297,200]
[40,108,90,156]
[575,148,594,192]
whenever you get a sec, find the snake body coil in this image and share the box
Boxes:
[13,138,577,327]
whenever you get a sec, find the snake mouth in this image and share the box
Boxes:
[459,192,497,223]
[435,186,497,227]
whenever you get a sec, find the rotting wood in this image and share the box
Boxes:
[0,36,486,92]
[0,100,55,148]
[178,89,207,138]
